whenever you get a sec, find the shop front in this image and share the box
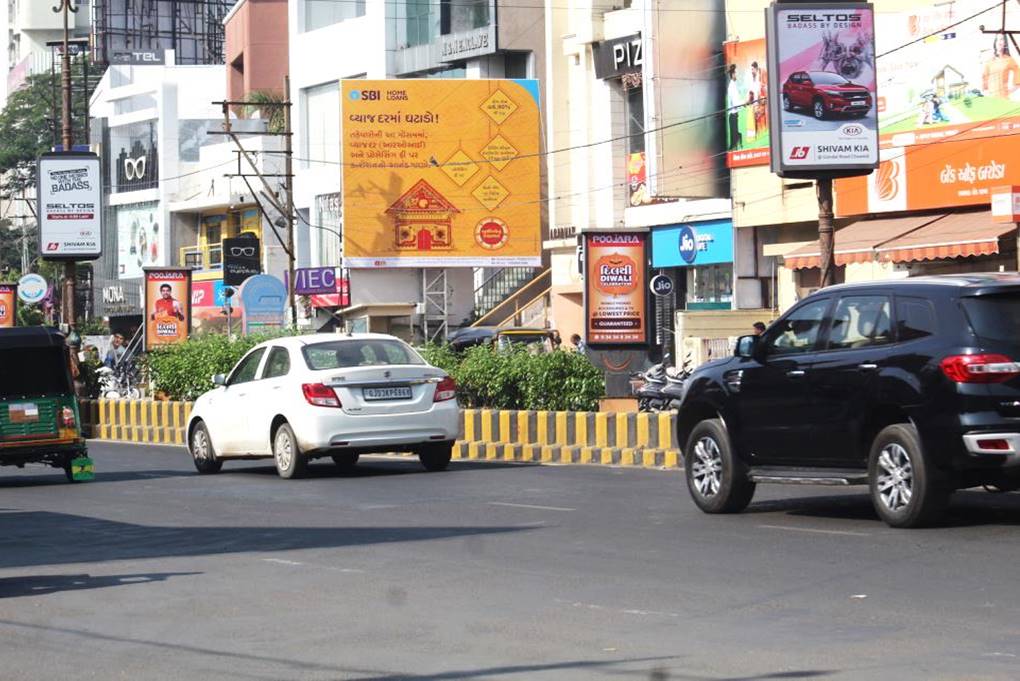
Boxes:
[651,219,734,311]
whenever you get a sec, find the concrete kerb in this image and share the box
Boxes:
[80,400,682,470]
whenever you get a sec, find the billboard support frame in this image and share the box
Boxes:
[766,0,879,287]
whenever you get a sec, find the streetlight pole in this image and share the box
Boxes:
[54,0,78,328]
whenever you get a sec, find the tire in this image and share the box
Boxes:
[419,442,453,472]
[189,421,223,474]
[63,455,84,483]
[273,423,307,479]
[332,453,360,470]
[813,98,826,120]
[868,424,950,528]
[782,94,792,112]
[684,419,755,514]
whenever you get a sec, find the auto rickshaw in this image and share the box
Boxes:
[0,327,93,482]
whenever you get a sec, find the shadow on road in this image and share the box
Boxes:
[745,489,1020,527]
[0,571,200,599]
[223,458,537,479]
[0,469,192,488]
[0,509,536,570]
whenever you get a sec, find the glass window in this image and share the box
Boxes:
[827,296,893,350]
[303,82,340,169]
[228,348,266,385]
[627,85,645,154]
[961,295,1020,343]
[302,340,425,370]
[406,0,437,47]
[505,52,530,79]
[304,0,365,32]
[442,0,489,33]
[896,297,937,342]
[767,298,830,355]
[0,348,71,398]
[263,347,291,379]
[113,93,157,116]
[685,264,733,308]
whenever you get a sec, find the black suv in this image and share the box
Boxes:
[677,274,1020,528]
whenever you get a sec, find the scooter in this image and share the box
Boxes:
[661,353,695,409]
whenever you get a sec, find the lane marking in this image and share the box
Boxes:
[757,524,870,537]
[488,501,575,512]
[262,558,303,566]
[261,558,364,573]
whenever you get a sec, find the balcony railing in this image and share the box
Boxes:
[180,244,223,271]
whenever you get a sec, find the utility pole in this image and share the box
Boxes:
[284,76,296,326]
[54,0,78,328]
[816,177,835,288]
[212,83,296,327]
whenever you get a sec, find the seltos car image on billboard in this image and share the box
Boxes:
[341,79,541,268]
[766,3,879,176]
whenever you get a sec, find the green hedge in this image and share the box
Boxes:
[419,344,604,411]
[143,332,298,401]
[145,333,605,410]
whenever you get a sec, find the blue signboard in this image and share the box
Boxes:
[651,219,734,268]
[239,274,287,334]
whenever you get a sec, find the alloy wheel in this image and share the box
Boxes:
[814,100,825,119]
[275,429,293,471]
[691,436,724,498]
[192,429,210,460]
[876,443,913,512]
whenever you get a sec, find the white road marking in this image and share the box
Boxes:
[850,594,868,599]
[556,599,680,619]
[262,558,303,566]
[261,558,364,573]
[488,501,576,512]
[757,524,870,537]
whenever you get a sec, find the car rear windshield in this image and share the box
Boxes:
[811,72,851,85]
[302,339,425,370]
[961,295,1020,343]
[0,347,71,398]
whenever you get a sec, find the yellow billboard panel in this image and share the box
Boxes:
[341,80,541,268]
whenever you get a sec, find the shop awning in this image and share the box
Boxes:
[875,211,1015,264]
[784,215,945,270]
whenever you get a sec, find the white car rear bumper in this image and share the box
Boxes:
[293,401,460,453]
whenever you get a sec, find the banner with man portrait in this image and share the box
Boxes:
[144,268,191,350]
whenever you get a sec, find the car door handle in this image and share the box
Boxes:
[786,370,806,377]
[858,363,878,371]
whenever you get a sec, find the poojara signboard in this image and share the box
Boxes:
[341,79,542,268]
[584,233,648,346]
[0,284,16,328]
[144,268,191,350]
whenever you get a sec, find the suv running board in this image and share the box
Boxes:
[748,467,869,486]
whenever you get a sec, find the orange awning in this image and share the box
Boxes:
[783,214,945,270]
[876,211,1016,264]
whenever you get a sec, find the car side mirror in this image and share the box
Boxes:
[211,373,227,386]
[735,335,759,359]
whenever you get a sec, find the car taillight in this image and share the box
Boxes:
[302,383,341,407]
[433,376,456,402]
[61,406,76,428]
[940,354,1020,383]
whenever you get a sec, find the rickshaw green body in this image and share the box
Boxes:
[0,327,90,481]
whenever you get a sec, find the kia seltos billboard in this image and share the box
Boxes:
[766,3,879,177]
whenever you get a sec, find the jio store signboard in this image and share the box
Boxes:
[766,3,879,177]
[584,233,648,346]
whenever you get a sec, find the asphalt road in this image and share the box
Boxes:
[2,443,1020,681]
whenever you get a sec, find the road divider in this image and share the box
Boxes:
[78,400,681,469]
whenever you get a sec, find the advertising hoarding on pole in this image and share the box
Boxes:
[37,152,102,260]
[766,3,879,177]
[144,268,191,351]
[584,232,648,347]
[341,79,542,268]
[0,284,16,327]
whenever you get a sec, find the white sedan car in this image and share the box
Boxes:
[186,333,460,478]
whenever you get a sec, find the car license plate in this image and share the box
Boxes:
[9,403,39,423]
[363,386,413,401]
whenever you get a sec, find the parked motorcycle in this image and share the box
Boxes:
[631,354,693,412]
[97,364,142,400]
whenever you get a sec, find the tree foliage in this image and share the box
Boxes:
[0,60,104,199]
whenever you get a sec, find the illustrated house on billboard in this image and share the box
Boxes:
[932,65,968,99]
[386,179,459,251]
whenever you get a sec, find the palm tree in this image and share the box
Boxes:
[244,90,286,133]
